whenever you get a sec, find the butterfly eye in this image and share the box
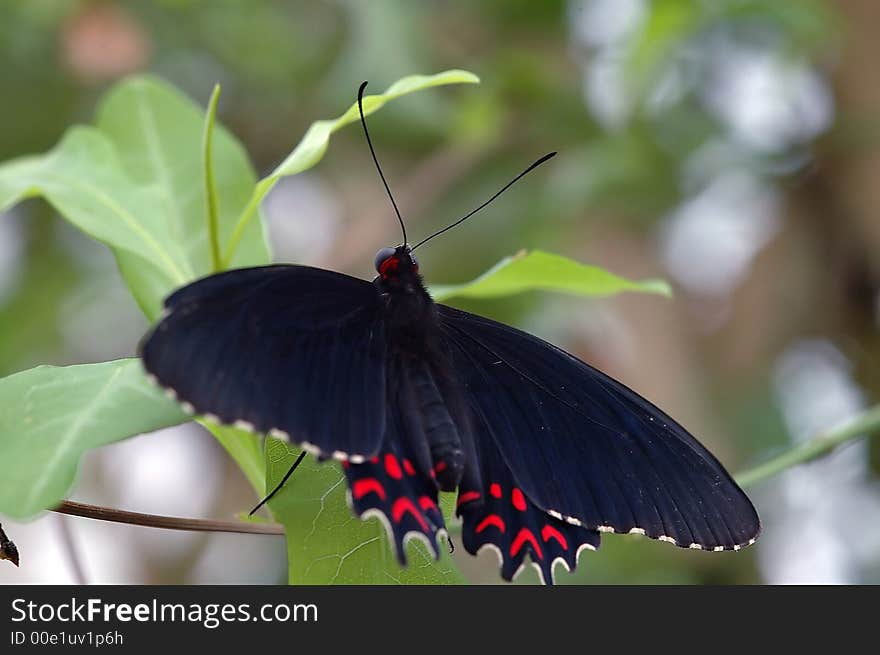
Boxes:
[374,247,396,273]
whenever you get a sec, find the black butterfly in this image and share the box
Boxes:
[139,82,759,584]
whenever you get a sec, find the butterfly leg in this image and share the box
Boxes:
[248,450,307,515]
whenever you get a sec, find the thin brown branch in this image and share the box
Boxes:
[52,500,284,536]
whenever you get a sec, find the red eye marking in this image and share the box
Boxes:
[476,514,505,534]
[384,454,402,480]
[457,491,481,506]
[403,458,415,476]
[379,256,399,277]
[391,497,428,530]
[511,528,543,559]
[541,524,568,550]
[353,478,386,501]
[511,488,527,511]
[489,483,502,499]
[418,496,437,512]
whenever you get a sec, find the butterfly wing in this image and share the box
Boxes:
[342,395,447,565]
[438,304,760,552]
[456,405,601,584]
[140,265,387,460]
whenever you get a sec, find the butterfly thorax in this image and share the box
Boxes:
[373,245,465,490]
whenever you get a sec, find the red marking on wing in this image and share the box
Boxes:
[489,483,502,499]
[433,461,447,474]
[475,514,505,534]
[342,461,349,469]
[541,524,569,550]
[418,496,437,512]
[403,458,415,476]
[511,528,543,559]
[353,478,386,501]
[511,487,527,511]
[391,497,428,531]
[384,454,403,480]
[457,491,481,507]
[370,456,379,464]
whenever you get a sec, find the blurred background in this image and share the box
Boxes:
[1,0,879,584]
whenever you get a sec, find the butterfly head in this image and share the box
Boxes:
[375,245,419,282]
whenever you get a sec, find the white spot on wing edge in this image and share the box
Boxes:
[597,525,614,533]
[233,419,255,433]
[268,428,290,441]
[628,527,646,536]
[713,546,725,552]
[300,441,322,456]
[689,543,703,550]
[658,535,677,545]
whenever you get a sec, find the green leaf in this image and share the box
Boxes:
[0,128,191,306]
[202,83,224,273]
[222,69,479,266]
[271,70,479,180]
[0,75,271,321]
[0,359,187,519]
[266,438,465,585]
[96,75,271,316]
[429,249,672,301]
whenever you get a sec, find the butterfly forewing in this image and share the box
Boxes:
[438,304,760,551]
[140,265,388,460]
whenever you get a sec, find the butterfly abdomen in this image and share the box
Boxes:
[406,362,464,491]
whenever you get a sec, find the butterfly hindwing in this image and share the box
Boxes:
[140,265,387,460]
[344,399,446,564]
[457,408,601,584]
[439,304,760,552]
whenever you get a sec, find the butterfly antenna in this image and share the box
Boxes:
[248,450,307,516]
[411,151,557,251]
[358,81,407,246]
